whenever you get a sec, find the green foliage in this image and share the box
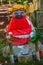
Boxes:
[35,28,41,38]
[9,37,14,41]
[31,28,41,43]
[15,60,43,65]
[28,0,33,2]
[0,39,6,49]
[0,52,10,63]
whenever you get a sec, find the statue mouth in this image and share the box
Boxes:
[15,15,23,19]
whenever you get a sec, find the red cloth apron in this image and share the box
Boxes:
[6,16,32,45]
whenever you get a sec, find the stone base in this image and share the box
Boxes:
[18,55,32,62]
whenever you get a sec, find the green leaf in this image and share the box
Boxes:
[9,38,14,41]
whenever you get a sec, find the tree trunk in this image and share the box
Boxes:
[7,39,14,64]
[35,41,40,61]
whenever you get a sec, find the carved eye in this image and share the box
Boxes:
[21,11,24,14]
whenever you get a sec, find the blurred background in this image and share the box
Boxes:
[0,0,43,65]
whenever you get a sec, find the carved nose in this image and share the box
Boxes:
[18,13,21,16]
